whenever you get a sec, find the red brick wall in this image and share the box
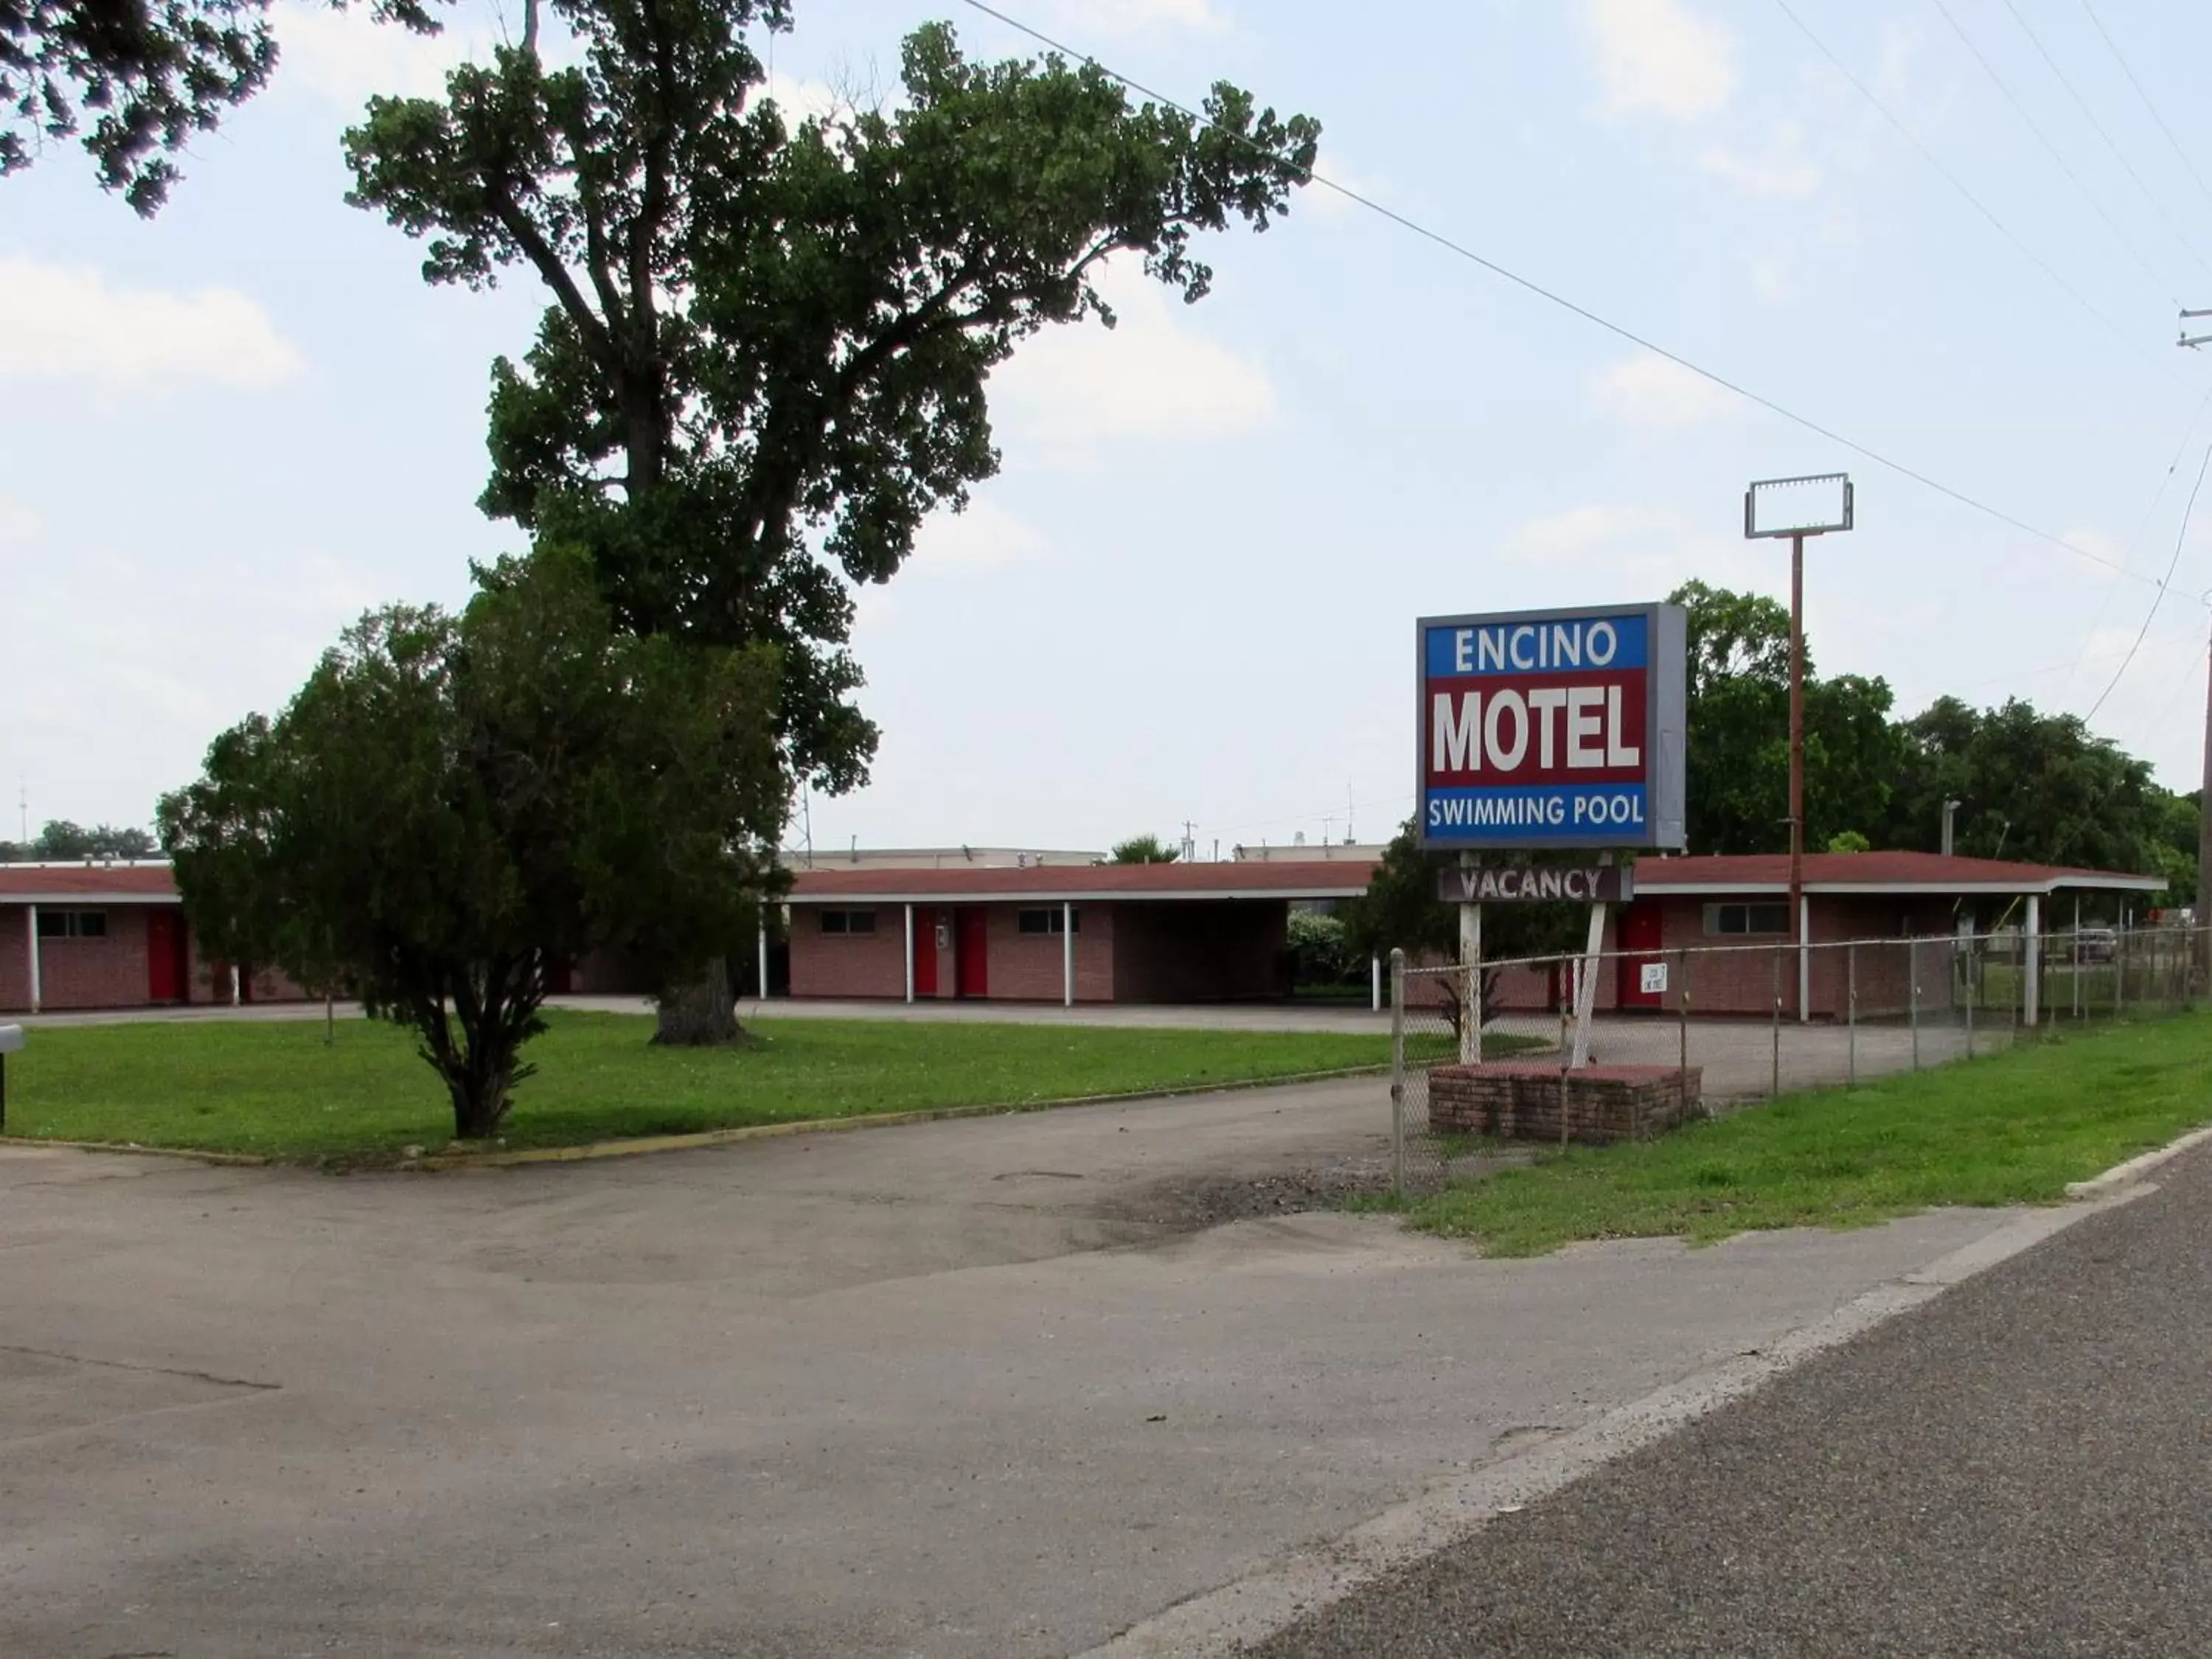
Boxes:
[787,905,908,998]
[985,904,1114,1003]
[0,903,161,1011]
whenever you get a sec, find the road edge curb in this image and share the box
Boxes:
[2065,1121,2212,1199]
[1074,1187,2149,1659]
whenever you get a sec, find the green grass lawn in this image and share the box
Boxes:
[1,1011,1399,1164]
[1405,1012,2212,1257]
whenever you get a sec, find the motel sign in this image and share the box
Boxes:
[1416,602,1688,851]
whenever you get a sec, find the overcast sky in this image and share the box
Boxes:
[6,0,2212,857]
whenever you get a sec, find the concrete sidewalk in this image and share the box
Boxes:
[0,1072,2039,1659]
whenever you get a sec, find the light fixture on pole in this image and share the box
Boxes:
[1745,472,1854,1023]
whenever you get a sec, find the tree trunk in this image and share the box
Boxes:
[654,956,743,1046]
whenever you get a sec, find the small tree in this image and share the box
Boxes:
[1339,821,1589,1029]
[159,549,784,1138]
[1110,835,1180,864]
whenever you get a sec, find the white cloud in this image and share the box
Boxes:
[0,256,303,395]
[1700,123,1821,198]
[1578,0,1736,123]
[911,498,1051,574]
[1589,351,1739,428]
[1041,0,1225,37]
[991,261,1276,459]
[0,497,44,549]
[1503,502,1773,592]
[274,1,493,108]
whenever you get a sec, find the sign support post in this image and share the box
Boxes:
[1458,852,1481,1065]
[1569,853,1612,1069]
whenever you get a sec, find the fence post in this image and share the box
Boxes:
[2115,927,2126,1021]
[1909,937,1921,1071]
[1965,937,1976,1060]
[1847,942,1857,1088]
[1677,948,1690,1120]
[1389,950,1406,1199]
[1770,945,1782,1099]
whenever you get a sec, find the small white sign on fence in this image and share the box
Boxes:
[1640,962,1669,995]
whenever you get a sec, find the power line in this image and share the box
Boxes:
[2077,0,2212,225]
[1998,0,2212,285]
[955,0,2205,604]
[2060,383,2212,705]
[2085,439,2212,720]
[1927,0,2178,306]
[1767,0,2185,389]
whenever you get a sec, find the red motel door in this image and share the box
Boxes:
[1615,902,1665,1009]
[913,907,939,998]
[954,908,989,999]
[146,908,187,1002]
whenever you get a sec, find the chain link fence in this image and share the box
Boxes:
[1386,923,2211,1195]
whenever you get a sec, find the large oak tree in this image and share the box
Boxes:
[342,0,1318,1040]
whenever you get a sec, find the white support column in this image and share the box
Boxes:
[1371,954,1382,1013]
[25,903,40,1014]
[1062,902,1074,1007]
[1569,903,1607,1068]
[1797,894,1812,1024]
[1458,900,1482,1064]
[230,963,241,1006]
[757,914,771,1001]
[903,904,916,1004]
[2025,894,2042,1026]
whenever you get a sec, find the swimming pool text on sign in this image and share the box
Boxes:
[1416,603,1688,851]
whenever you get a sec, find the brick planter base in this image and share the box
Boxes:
[1427,1062,1703,1144]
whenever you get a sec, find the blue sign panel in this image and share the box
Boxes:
[1416,603,1688,851]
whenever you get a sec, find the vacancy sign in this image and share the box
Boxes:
[1416,602,1688,850]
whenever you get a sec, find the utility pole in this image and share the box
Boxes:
[2199,618,2212,985]
[1747,473,1854,1023]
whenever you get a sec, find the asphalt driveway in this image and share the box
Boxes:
[1,1076,2034,1658]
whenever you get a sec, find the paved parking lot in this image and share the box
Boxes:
[1,1074,2030,1659]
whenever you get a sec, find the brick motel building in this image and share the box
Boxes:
[0,849,2164,1016]
[1486,850,2167,1023]
[0,864,298,1015]
[782,859,1380,1005]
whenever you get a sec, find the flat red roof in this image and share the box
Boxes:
[787,860,1380,903]
[1636,851,2164,895]
[0,864,179,902]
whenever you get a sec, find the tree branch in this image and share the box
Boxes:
[487,188,620,375]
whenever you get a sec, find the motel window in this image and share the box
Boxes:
[817,909,877,936]
[35,910,108,939]
[1703,902,1790,937]
[1016,908,1080,936]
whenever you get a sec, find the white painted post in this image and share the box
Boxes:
[1371,954,1381,1013]
[1569,902,1607,1068]
[25,903,40,1014]
[757,914,771,1001]
[1062,901,1074,1007]
[230,963,241,1006]
[1797,894,1811,1024]
[1457,853,1479,1065]
[903,903,915,1004]
[2025,894,2042,1027]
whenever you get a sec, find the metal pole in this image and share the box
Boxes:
[2199,619,2212,994]
[904,903,916,1005]
[1910,936,1920,1071]
[2073,898,2082,1022]
[1789,530,1806,1024]
[1062,900,1074,1008]
[2116,925,2126,1020]
[1771,945,1782,1099]
[1389,949,1406,1199]
[1965,938,1976,1059]
[1371,954,1381,1014]
[758,914,771,1002]
[2024,894,2041,1028]
[24,903,38,1015]
[1677,947,1690,1120]
[1847,942,1857,1087]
